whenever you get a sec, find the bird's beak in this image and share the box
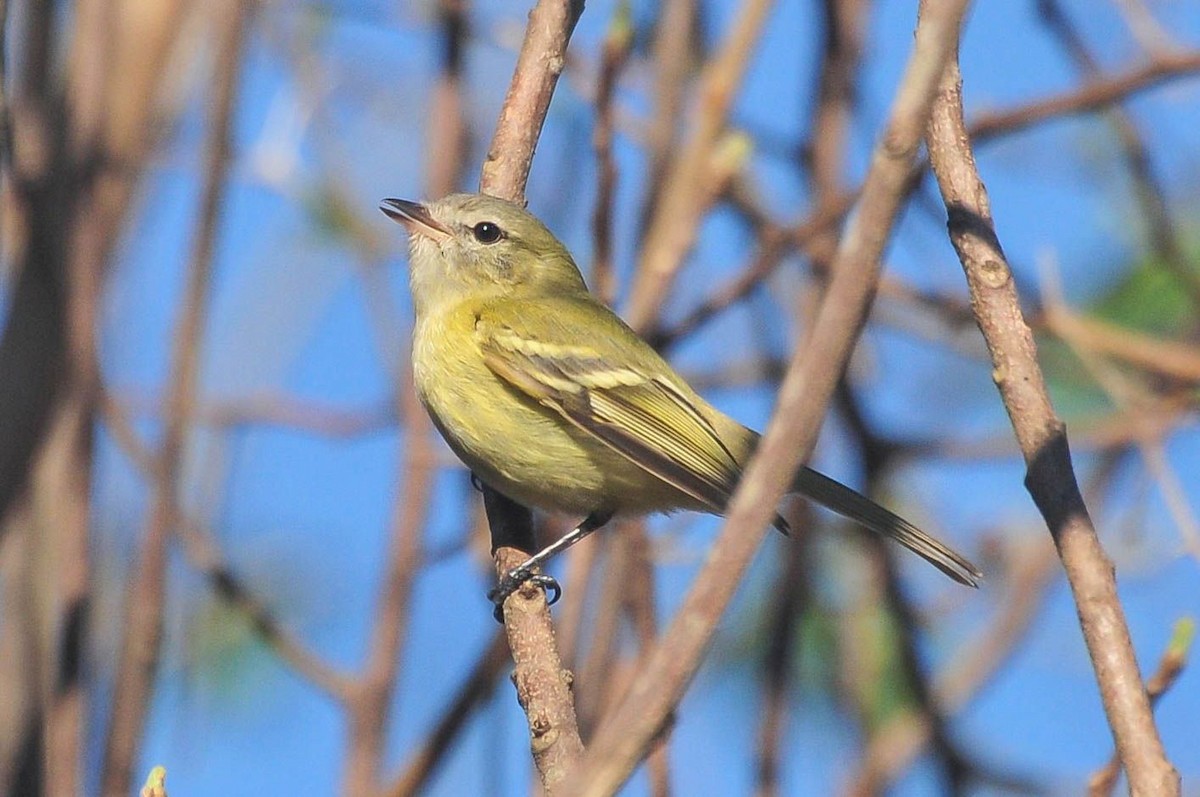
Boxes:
[380,198,452,240]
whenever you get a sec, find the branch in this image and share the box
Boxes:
[969,50,1200,144]
[924,19,1180,796]
[590,6,633,305]
[474,0,588,791]
[560,2,971,792]
[340,389,437,797]
[101,5,247,794]
[481,0,584,201]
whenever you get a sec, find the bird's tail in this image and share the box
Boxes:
[790,466,982,587]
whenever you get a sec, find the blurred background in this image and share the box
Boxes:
[1,0,1199,794]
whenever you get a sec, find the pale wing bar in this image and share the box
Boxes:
[479,329,742,513]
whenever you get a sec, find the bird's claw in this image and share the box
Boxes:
[488,569,562,622]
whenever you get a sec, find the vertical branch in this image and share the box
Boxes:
[924,17,1179,796]
[474,0,588,791]
[340,1,468,792]
[752,512,809,797]
[339,387,436,797]
[427,0,469,199]
[1088,618,1194,797]
[382,632,511,797]
[100,3,248,795]
[589,5,632,305]
[562,2,971,793]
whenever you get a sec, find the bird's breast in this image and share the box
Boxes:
[410,305,694,516]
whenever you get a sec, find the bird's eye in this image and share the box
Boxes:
[472,221,503,244]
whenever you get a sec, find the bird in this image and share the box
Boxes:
[380,193,981,610]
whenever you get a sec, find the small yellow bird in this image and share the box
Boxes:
[381,193,981,608]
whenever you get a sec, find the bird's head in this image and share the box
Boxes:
[381,193,587,316]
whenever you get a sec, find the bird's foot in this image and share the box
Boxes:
[487,569,562,622]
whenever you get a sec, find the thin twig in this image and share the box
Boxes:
[969,50,1200,144]
[427,0,469,200]
[643,0,696,208]
[654,49,1200,349]
[341,0,469,787]
[99,389,355,699]
[924,24,1180,795]
[380,632,510,797]
[848,452,1127,794]
[475,0,589,790]
[1088,617,1195,796]
[1036,0,1200,307]
[340,387,437,797]
[752,521,809,797]
[114,391,400,437]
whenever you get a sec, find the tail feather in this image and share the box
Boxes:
[791,466,982,587]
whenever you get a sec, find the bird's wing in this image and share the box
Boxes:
[475,311,742,512]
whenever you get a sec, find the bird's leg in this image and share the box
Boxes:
[488,509,614,620]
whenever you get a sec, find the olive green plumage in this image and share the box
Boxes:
[382,193,981,587]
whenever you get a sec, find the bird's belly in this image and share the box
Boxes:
[413,314,684,516]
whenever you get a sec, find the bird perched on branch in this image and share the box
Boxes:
[381,193,981,612]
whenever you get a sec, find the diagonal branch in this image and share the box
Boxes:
[560,2,972,792]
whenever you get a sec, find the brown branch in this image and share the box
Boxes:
[618,524,671,797]
[1042,306,1200,386]
[752,518,809,797]
[426,0,469,200]
[342,1,469,788]
[844,442,1135,796]
[0,510,41,796]
[1088,617,1195,797]
[924,24,1180,796]
[101,5,247,795]
[574,531,631,735]
[487,491,586,793]
[481,0,584,201]
[555,532,603,672]
[844,444,1133,795]
[834,380,976,792]
[643,0,696,206]
[114,391,400,437]
[654,49,1200,350]
[561,3,971,792]
[755,3,865,787]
